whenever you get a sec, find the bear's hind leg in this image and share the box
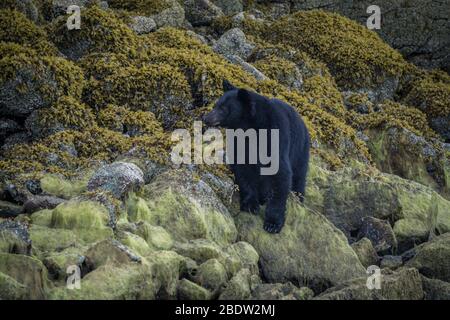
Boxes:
[232,164,260,214]
[264,162,292,233]
[292,160,308,203]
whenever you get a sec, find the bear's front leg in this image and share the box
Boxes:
[231,164,260,214]
[264,163,292,233]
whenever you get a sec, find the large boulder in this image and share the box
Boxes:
[282,0,450,71]
[0,253,50,299]
[307,161,450,251]
[87,162,144,200]
[316,267,423,300]
[212,0,242,15]
[235,197,366,293]
[0,43,85,118]
[421,276,450,300]
[405,233,450,282]
[183,0,223,26]
[357,217,397,254]
[135,169,238,247]
[351,237,379,268]
[0,220,31,255]
[213,28,255,61]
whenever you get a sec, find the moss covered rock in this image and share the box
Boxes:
[0,253,49,299]
[219,268,261,300]
[266,10,408,91]
[251,282,314,300]
[0,271,28,299]
[25,96,96,139]
[177,278,211,300]
[316,267,423,300]
[405,233,450,282]
[137,169,237,246]
[351,237,379,269]
[49,200,114,243]
[0,43,85,117]
[49,6,139,60]
[235,196,365,293]
[49,263,156,300]
[194,258,228,292]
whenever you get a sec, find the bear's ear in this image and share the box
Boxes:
[223,79,237,92]
[237,88,256,117]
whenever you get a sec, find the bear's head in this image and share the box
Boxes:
[203,80,256,129]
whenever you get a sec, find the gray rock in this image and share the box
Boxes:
[87,162,144,199]
[357,217,397,254]
[0,118,20,140]
[129,16,156,34]
[43,0,109,19]
[23,195,65,214]
[351,237,379,268]
[225,55,267,80]
[0,220,31,255]
[213,28,255,60]
[0,200,23,218]
[323,180,400,239]
[380,255,403,269]
[211,0,243,16]
[152,0,185,28]
[183,0,223,26]
[0,67,48,117]
[0,0,39,22]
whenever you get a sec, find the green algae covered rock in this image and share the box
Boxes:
[194,258,228,292]
[251,282,314,300]
[235,196,366,292]
[49,263,156,300]
[316,267,423,300]
[133,222,173,250]
[49,200,114,243]
[219,268,261,300]
[351,237,379,268]
[85,239,142,268]
[0,271,28,299]
[136,169,238,246]
[40,174,89,200]
[0,9,55,54]
[406,233,450,282]
[30,225,78,254]
[306,160,450,250]
[0,253,50,299]
[177,278,211,300]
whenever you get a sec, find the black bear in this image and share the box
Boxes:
[203,80,310,233]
